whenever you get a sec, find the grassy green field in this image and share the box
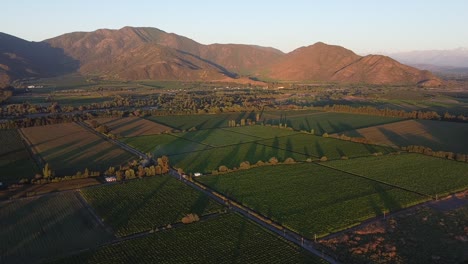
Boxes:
[0,192,112,264]
[120,134,210,156]
[81,175,223,237]
[198,163,427,237]
[264,112,403,134]
[170,142,307,173]
[326,153,468,197]
[258,134,396,159]
[222,125,300,138]
[146,112,257,130]
[175,129,261,147]
[0,130,38,183]
[50,213,325,264]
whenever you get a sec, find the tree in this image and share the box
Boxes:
[181,213,200,224]
[42,163,52,179]
[269,157,279,165]
[239,161,250,170]
[157,156,170,173]
[218,165,229,173]
[320,156,328,162]
[137,166,146,178]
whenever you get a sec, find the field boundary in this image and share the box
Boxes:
[316,162,434,199]
[169,169,341,264]
[17,128,44,169]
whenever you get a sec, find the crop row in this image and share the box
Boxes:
[0,192,111,264]
[81,175,224,237]
[198,163,427,238]
[326,153,468,197]
[50,213,326,264]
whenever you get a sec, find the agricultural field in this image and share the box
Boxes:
[81,175,223,237]
[258,133,396,160]
[0,192,113,264]
[146,112,257,131]
[263,112,403,134]
[0,129,38,183]
[50,213,325,264]
[222,125,300,138]
[198,163,427,238]
[20,123,135,176]
[120,134,210,156]
[87,117,173,137]
[175,128,261,147]
[170,142,307,174]
[261,110,323,120]
[326,153,468,197]
[340,119,468,154]
[322,193,468,264]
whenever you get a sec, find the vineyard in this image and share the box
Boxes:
[146,112,256,131]
[264,112,403,134]
[257,133,396,159]
[326,153,468,197]
[198,163,427,238]
[50,213,326,264]
[0,129,38,183]
[169,142,307,173]
[81,175,224,237]
[0,192,112,264]
[20,123,136,175]
[120,133,210,156]
[222,125,300,138]
[86,117,173,137]
[176,129,260,147]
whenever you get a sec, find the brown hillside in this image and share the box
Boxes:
[265,42,441,85]
[45,28,234,81]
[332,55,439,85]
[47,27,283,76]
[266,42,360,81]
[0,32,78,87]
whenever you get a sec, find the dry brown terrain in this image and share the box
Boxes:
[266,42,440,85]
[21,123,135,175]
[88,117,172,137]
[338,119,468,153]
[321,191,468,264]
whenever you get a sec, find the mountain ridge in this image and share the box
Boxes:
[1,26,442,87]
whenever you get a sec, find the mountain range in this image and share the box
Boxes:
[1,26,441,88]
[389,48,468,68]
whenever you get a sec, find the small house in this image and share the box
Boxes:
[194,173,202,177]
[105,176,117,183]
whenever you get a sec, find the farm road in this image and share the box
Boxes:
[168,169,340,264]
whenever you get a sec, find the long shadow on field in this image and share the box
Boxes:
[374,183,402,211]
[377,127,410,148]
[315,122,325,135]
[315,141,324,157]
[112,176,172,232]
[231,218,248,263]
[336,147,345,158]
[106,117,141,131]
[219,144,243,170]
[189,192,212,216]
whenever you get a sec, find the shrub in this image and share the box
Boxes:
[181,213,200,224]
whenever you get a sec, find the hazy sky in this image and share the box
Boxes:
[3,0,468,54]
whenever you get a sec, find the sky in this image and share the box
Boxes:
[3,0,468,54]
